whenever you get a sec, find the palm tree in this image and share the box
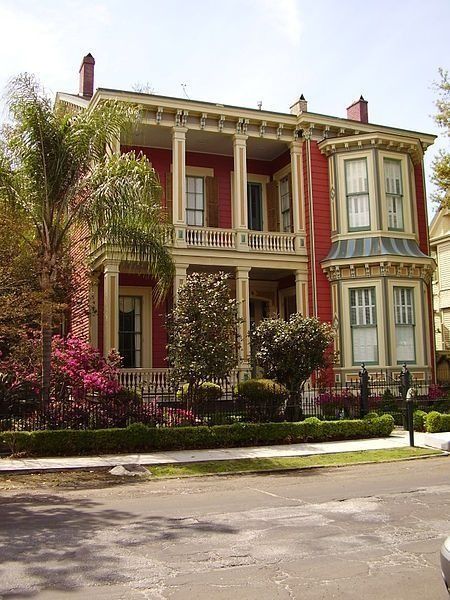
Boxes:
[0,74,174,403]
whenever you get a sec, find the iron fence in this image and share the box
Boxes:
[0,370,448,432]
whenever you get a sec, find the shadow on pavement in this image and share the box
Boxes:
[0,493,237,597]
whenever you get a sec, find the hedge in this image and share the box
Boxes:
[425,411,450,433]
[0,414,395,458]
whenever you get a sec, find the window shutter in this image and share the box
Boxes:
[165,172,173,224]
[266,180,280,232]
[288,173,294,232]
[205,176,219,227]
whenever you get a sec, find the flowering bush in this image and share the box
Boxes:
[316,389,358,419]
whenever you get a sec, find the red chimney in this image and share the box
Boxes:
[347,95,368,123]
[79,53,95,99]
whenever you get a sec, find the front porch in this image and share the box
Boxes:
[91,262,309,385]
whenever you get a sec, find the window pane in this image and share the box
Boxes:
[349,194,370,229]
[388,195,403,229]
[196,178,203,193]
[187,177,195,193]
[353,327,377,363]
[396,326,415,362]
[385,159,402,195]
[346,159,368,194]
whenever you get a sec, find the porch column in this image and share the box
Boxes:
[295,269,308,316]
[172,126,187,247]
[89,274,99,349]
[290,141,305,249]
[233,134,249,250]
[103,260,120,355]
[236,266,251,374]
[174,263,188,298]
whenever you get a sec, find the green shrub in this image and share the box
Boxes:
[176,382,222,402]
[237,378,289,422]
[363,412,379,421]
[425,411,450,433]
[0,415,396,457]
[413,410,427,432]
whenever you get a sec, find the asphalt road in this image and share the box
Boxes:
[1,457,450,599]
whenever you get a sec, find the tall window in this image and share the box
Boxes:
[350,288,378,363]
[280,176,291,232]
[247,182,263,231]
[385,159,404,230]
[119,296,142,368]
[186,176,204,226]
[394,287,415,362]
[345,159,370,230]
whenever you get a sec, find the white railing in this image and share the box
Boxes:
[119,368,243,389]
[248,232,296,253]
[119,368,170,389]
[186,227,236,249]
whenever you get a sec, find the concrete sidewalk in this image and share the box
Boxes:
[0,430,438,473]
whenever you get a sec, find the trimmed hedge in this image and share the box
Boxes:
[425,411,450,433]
[413,410,427,432]
[0,414,395,458]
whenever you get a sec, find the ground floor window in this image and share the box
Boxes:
[119,296,142,368]
[394,287,415,363]
[350,287,378,364]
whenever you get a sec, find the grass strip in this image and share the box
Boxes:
[148,447,444,478]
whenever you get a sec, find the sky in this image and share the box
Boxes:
[0,0,449,219]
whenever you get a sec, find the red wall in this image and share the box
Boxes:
[414,163,429,255]
[303,141,332,323]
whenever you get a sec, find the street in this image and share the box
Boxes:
[1,457,449,599]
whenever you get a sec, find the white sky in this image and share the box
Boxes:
[0,0,449,218]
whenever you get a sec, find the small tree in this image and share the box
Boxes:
[251,313,334,394]
[432,69,450,207]
[167,272,240,397]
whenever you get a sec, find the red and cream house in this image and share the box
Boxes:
[58,55,437,385]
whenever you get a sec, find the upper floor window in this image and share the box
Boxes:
[350,287,378,363]
[394,287,415,363]
[345,159,370,231]
[186,176,204,226]
[280,176,291,232]
[119,296,142,368]
[248,182,263,231]
[385,159,404,231]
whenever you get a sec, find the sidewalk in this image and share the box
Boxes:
[0,430,437,473]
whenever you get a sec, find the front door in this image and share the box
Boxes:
[247,182,263,231]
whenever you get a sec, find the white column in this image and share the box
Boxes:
[236,266,251,373]
[233,134,249,250]
[295,269,308,316]
[290,141,304,252]
[174,263,188,298]
[89,274,99,349]
[103,260,120,355]
[172,126,187,246]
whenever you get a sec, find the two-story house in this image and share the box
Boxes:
[58,54,437,386]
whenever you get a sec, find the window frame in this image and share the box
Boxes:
[393,286,416,364]
[384,158,404,232]
[119,295,143,368]
[345,158,371,232]
[279,175,291,233]
[349,287,379,365]
[186,175,205,227]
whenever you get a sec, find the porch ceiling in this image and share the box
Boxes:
[122,124,288,161]
[186,265,294,281]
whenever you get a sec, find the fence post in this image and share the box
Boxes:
[359,363,369,418]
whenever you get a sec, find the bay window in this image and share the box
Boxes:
[350,287,378,364]
[394,287,415,363]
[345,158,370,230]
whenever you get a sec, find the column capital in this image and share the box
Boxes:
[235,266,251,278]
[172,126,188,137]
[233,133,248,144]
[290,140,303,154]
[103,259,120,272]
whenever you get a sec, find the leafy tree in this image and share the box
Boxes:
[251,313,334,394]
[167,272,240,397]
[432,69,450,207]
[0,74,174,402]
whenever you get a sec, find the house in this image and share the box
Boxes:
[57,54,437,387]
[429,207,450,383]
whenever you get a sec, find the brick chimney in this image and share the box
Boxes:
[79,53,95,99]
[290,94,308,115]
[347,95,368,123]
